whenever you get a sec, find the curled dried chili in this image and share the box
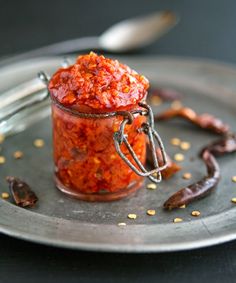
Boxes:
[164,134,236,209]
[149,88,182,101]
[155,107,230,135]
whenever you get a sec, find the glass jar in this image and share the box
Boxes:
[51,100,147,201]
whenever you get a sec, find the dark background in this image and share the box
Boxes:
[1,0,236,282]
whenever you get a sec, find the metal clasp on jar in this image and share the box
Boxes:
[113,102,168,183]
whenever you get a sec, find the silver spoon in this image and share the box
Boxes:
[0,10,178,67]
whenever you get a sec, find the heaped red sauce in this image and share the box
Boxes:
[48,52,149,111]
[49,52,149,201]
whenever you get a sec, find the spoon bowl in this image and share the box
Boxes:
[100,11,178,52]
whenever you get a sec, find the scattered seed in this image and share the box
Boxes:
[1,192,9,199]
[174,153,185,162]
[231,198,236,204]
[180,141,191,151]
[13,151,23,159]
[128,213,137,220]
[34,139,45,148]
[118,222,127,226]
[146,183,157,190]
[173,217,183,223]
[150,96,162,106]
[0,156,6,164]
[191,210,201,217]
[232,176,236,183]
[170,138,181,146]
[171,100,183,110]
[179,204,186,209]
[146,209,156,216]
[0,134,5,144]
[182,173,192,180]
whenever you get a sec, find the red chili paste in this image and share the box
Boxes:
[49,52,149,200]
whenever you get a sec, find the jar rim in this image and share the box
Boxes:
[51,95,147,120]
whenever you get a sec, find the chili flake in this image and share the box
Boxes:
[127,214,137,220]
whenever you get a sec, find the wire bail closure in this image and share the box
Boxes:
[113,102,168,183]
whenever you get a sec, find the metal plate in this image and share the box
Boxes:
[0,56,236,252]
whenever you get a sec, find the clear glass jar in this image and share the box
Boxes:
[51,101,147,201]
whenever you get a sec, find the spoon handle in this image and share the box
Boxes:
[0,36,100,68]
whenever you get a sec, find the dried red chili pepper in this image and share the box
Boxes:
[149,88,182,101]
[6,176,38,207]
[146,143,181,180]
[200,133,236,156]
[164,134,236,209]
[155,107,230,135]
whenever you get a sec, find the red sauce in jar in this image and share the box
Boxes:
[49,52,149,111]
[49,52,149,201]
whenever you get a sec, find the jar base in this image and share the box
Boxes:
[54,175,144,202]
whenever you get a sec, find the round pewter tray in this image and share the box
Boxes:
[0,56,236,252]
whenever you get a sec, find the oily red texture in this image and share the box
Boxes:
[48,52,149,111]
[52,104,146,194]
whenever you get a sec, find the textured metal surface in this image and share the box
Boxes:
[0,56,236,252]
